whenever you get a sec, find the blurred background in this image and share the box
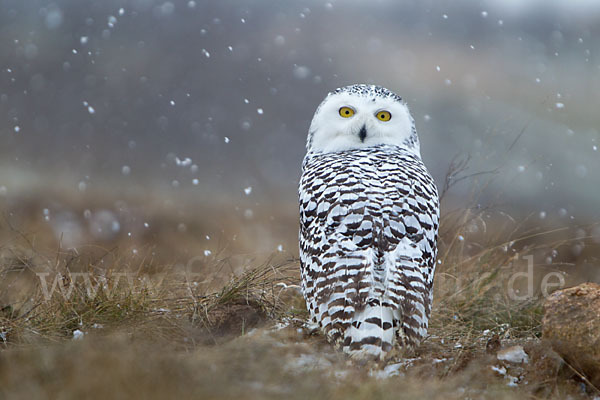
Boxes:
[0,0,599,264]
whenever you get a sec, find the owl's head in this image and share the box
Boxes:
[306,84,420,156]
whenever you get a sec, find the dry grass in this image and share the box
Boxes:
[0,182,599,399]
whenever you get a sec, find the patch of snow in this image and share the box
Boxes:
[506,375,519,387]
[370,359,417,379]
[73,329,85,340]
[497,346,529,364]
[491,365,506,375]
[270,321,290,331]
[286,354,332,372]
[371,363,403,379]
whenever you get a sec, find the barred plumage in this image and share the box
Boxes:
[299,84,439,361]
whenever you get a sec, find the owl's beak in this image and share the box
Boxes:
[358,125,367,142]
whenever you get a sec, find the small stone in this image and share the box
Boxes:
[497,345,528,364]
[73,329,85,340]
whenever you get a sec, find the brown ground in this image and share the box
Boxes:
[1,190,599,399]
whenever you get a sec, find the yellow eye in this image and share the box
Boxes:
[339,107,355,118]
[376,111,392,121]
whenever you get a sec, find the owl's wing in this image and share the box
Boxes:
[299,181,382,345]
[381,168,439,346]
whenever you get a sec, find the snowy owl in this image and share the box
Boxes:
[299,84,439,361]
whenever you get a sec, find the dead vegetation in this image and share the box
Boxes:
[0,176,599,399]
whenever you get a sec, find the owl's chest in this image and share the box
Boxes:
[306,152,411,197]
[301,153,417,234]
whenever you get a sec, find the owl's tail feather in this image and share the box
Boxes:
[342,302,399,361]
